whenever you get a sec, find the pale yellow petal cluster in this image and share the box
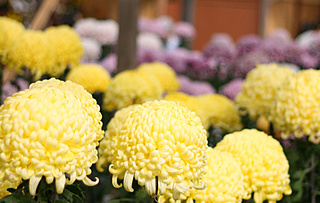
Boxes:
[66,64,111,94]
[45,25,83,76]
[0,17,24,60]
[5,30,55,78]
[0,179,21,198]
[215,129,292,203]
[109,100,208,200]
[235,63,296,120]
[163,92,209,130]
[96,104,139,171]
[103,70,163,111]
[137,62,180,92]
[269,69,320,143]
[0,78,104,195]
[197,94,243,132]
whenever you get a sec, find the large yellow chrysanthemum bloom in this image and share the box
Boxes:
[137,62,180,92]
[0,17,24,59]
[0,179,21,198]
[103,70,163,111]
[5,30,55,78]
[215,129,292,203]
[66,64,111,94]
[96,104,139,171]
[269,69,320,143]
[45,25,83,76]
[159,147,247,203]
[109,100,208,200]
[30,78,104,142]
[235,63,296,120]
[0,78,104,196]
[163,92,209,130]
[197,94,243,132]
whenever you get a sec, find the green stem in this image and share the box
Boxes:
[311,153,316,203]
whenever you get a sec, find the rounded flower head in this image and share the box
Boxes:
[188,147,246,203]
[0,17,24,59]
[197,94,243,132]
[81,37,102,62]
[178,75,216,96]
[97,104,139,171]
[215,129,292,203]
[103,70,163,111]
[164,92,209,130]
[220,79,243,101]
[0,78,104,196]
[235,63,296,120]
[137,32,163,50]
[100,53,117,74]
[45,25,84,76]
[5,30,55,77]
[173,21,196,39]
[269,69,320,143]
[66,64,111,94]
[109,100,208,200]
[137,62,180,92]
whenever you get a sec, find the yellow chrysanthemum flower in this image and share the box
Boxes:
[269,69,320,143]
[163,92,209,130]
[30,78,104,141]
[0,79,104,196]
[103,70,163,111]
[109,100,208,200]
[0,179,20,198]
[45,25,83,76]
[197,94,243,132]
[235,63,295,120]
[96,104,139,171]
[66,64,111,94]
[0,17,24,59]
[5,30,55,78]
[137,62,180,92]
[215,129,292,203]
[159,147,247,203]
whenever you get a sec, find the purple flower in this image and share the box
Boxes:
[220,79,243,101]
[173,21,196,39]
[185,51,217,80]
[177,75,216,96]
[265,28,292,44]
[100,54,117,74]
[258,39,287,62]
[308,35,320,59]
[299,53,319,69]
[81,37,102,62]
[203,41,236,65]
[1,78,29,103]
[159,49,190,73]
[138,17,167,38]
[137,48,164,64]
[236,34,262,57]
[209,33,235,48]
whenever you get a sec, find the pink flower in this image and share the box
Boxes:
[220,79,243,101]
[173,21,196,39]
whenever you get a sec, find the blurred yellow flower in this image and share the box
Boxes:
[5,30,55,78]
[197,94,242,132]
[235,63,295,120]
[163,92,209,130]
[45,25,84,76]
[0,17,24,60]
[215,129,291,203]
[66,64,111,94]
[109,100,208,200]
[97,104,139,171]
[103,70,163,111]
[137,62,180,92]
[0,179,20,198]
[0,78,103,195]
[269,69,320,143]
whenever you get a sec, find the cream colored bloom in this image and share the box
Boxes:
[109,100,208,200]
[66,64,111,94]
[215,129,292,203]
[96,104,139,171]
[269,69,320,143]
[137,62,180,92]
[197,94,242,132]
[164,92,209,130]
[5,30,55,78]
[45,25,84,76]
[0,17,24,60]
[235,63,295,120]
[0,78,104,195]
[103,70,163,111]
[159,147,247,203]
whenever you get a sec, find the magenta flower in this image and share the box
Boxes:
[235,34,262,57]
[220,79,243,101]
[100,54,117,74]
[177,75,216,96]
[173,21,196,39]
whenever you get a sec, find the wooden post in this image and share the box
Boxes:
[157,0,168,17]
[30,0,60,30]
[182,0,195,22]
[117,0,140,73]
[258,0,271,37]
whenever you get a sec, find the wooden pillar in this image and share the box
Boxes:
[117,0,139,73]
[182,0,195,22]
[157,0,168,17]
[258,0,271,37]
[30,0,60,30]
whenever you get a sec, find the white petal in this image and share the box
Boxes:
[83,176,99,186]
[29,175,42,196]
[55,175,66,194]
[124,171,134,192]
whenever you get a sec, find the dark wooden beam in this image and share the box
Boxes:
[116,0,140,73]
